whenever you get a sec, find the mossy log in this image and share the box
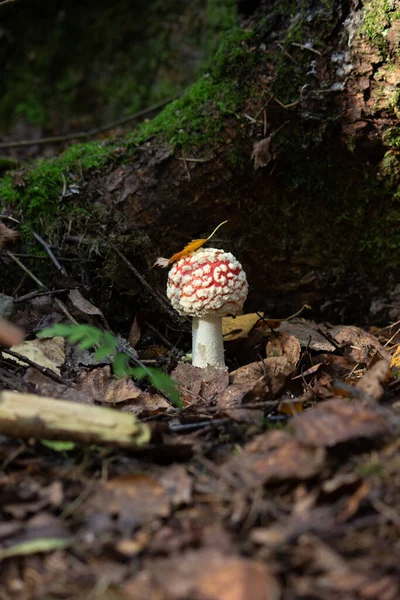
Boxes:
[0,391,151,448]
[1,0,400,324]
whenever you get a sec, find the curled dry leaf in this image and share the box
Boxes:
[77,365,142,404]
[68,289,104,317]
[0,223,19,248]
[355,358,390,402]
[331,325,391,364]
[251,135,273,169]
[230,354,297,397]
[266,332,301,367]
[293,399,390,447]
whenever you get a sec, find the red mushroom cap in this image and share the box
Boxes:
[167,248,248,317]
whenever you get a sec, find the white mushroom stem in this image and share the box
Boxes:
[192,315,226,369]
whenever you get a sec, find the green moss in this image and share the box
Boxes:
[362,0,400,56]
[127,28,254,147]
[0,139,117,227]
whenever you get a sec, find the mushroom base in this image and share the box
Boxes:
[192,316,226,369]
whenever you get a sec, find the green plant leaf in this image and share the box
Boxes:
[38,324,75,339]
[113,352,131,378]
[131,366,182,408]
[41,440,76,452]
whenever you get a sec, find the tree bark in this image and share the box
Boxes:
[91,0,400,324]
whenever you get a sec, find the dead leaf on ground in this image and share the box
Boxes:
[0,223,19,248]
[23,368,94,403]
[312,354,355,379]
[158,465,193,506]
[128,313,142,347]
[331,325,391,364]
[172,363,229,405]
[227,430,326,487]
[121,391,171,414]
[266,331,301,366]
[68,289,104,317]
[77,365,142,404]
[84,474,171,533]
[222,313,264,341]
[293,399,390,447]
[123,549,281,600]
[252,135,274,169]
[277,320,336,352]
[230,355,297,397]
[4,336,65,374]
[355,358,390,401]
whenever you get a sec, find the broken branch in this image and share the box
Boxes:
[0,391,151,448]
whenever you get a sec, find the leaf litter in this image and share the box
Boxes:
[0,256,400,599]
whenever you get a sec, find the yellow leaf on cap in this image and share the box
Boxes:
[154,220,228,267]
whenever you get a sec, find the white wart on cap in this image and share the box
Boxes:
[167,248,248,368]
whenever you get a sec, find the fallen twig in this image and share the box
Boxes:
[108,242,183,323]
[0,391,151,448]
[1,348,68,386]
[6,250,78,324]
[32,231,68,276]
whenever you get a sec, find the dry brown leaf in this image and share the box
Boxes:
[128,314,142,347]
[124,549,281,600]
[293,399,390,447]
[0,223,19,248]
[23,368,94,403]
[230,355,296,397]
[355,358,390,402]
[252,135,273,169]
[228,430,326,486]
[277,321,336,351]
[120,391,170,414]
[172,363,229,405]
[68,289,104,317]
[331,325,391,364]
[77,365,142,403]
[85,474,171,531]
[266,331,301,366]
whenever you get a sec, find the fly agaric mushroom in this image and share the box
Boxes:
[167,248,248,368]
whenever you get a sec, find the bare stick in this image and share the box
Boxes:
[0,0,17,7]
[6,250,78,324]
[0,94,181,149]
[32,231,68,276]
[108,243,182,323]
[1,348,68,386]
[0,391,151,448]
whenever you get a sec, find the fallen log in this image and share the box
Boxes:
[0,391,151,448]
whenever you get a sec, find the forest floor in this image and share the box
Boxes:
[0,216,399,600]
